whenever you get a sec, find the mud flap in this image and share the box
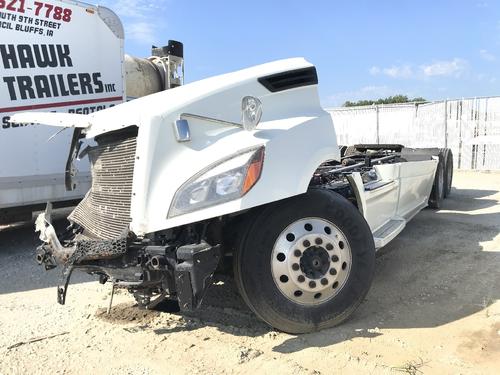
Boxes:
[174,242,221,311]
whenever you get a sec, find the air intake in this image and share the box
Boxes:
[258,67,318,93]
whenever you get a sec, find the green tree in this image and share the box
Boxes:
[343,95,427,107]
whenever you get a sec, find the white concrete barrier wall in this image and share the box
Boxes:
[328,96,500,170]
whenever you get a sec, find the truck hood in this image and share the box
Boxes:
[10,57,314,138]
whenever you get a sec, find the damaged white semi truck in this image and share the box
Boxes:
[11,58,453,334]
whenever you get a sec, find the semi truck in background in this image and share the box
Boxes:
[0,0,183,224]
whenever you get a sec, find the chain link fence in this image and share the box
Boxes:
[327,96,500,170]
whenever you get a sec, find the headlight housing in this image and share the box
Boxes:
[169,146,265,217]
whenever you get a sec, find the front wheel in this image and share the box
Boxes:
[234,189,375,334]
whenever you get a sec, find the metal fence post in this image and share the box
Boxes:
[376,104,380,144]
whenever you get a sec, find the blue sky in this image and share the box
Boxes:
[101,0,499,107]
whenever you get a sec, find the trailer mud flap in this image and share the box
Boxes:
[174,242,221,310]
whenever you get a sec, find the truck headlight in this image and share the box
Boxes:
[169,146,265,217]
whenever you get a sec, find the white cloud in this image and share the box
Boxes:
[370,64,414,79]
[100,1,167,43]
[480,49,496,61]
[383,65,413,79]
[102,0,166,19]
[420,58,468,77]
[371,58,469,80]
[126,22,156,43]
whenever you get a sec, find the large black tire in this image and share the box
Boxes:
[428,156,445,209]
[234,189,376,334]
[443,149,453,198]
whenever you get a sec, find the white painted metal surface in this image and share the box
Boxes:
[346,158,437,248]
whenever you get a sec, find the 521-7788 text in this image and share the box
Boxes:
[1,0,72,22]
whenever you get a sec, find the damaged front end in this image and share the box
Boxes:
[35,125,221,311]
[34,202,130,304]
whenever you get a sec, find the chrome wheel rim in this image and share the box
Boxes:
[271,217,352,305]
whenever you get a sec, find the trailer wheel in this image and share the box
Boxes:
[443,149,453,198]
[428,157,445,209]
[234,189,375,334]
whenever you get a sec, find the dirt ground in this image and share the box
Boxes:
[0,171,499,375]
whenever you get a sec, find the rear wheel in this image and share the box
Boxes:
[443,149,453,198]
[234,189,375,334]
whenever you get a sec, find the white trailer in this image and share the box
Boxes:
[0,0,123,222]
[0,0,183,223]
[11,58,453,334]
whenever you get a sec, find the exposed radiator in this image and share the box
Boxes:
[69,132,137,240]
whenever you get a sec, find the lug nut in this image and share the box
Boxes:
[309,281,316,288]
[332,255,339,262]
[329,268,337,276]
[315,237,323,245]
[297,275,305,283]
[303,240,311,247]
[292,263,300,271]
[294,249,302,257]
[326,243,334,251]
[321,278,328,285]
